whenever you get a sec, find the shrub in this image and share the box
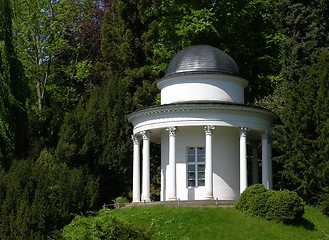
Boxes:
[235,185,305,223]
[62,210,152,240]
[234,184,266,212]
[319,193,329,216]
[248,190,275,218]
[113,196,129,208]
[265,190,305,222]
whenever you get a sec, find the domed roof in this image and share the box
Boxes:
[165,45,239,77]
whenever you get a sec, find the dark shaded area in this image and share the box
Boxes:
[287,217,315,231]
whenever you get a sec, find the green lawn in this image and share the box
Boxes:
[110,205,329,240]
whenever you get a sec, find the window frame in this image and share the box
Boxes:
[187,146,205,188]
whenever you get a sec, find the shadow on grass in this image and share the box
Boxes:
[287,217,315,231]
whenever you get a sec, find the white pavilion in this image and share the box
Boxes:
[128,45,276,202]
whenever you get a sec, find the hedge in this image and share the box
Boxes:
[235,184,305,223]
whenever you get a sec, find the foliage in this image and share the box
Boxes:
[113,196,129,204]
[0,149,99,239]
[235,184,305,223]
[100,205,329,240]
[265,190,305,222]
[2,0,329,237]
[234,184,267,212]
[12,0,103,152]
[268,0,329,204]
[62,210,152,240]
[154,0,282,102]
[319,193,329,216]
[273,49,329,204]
[55,79,131,203]
[55,0,160,204]
[276,0,329,84]
[0,0,28,168]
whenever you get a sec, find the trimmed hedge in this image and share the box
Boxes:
[265,190,305,222]
[235,184,267,213]
[235,184,305,223]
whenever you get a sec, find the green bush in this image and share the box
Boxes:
[0,150,99,239]
[113,196,129,208]
[235,184,267,212]
[62,210,152,240]
[248,190,275,218]
[319,193,329,216]
[235,185,305,223]
[265,190,305,222]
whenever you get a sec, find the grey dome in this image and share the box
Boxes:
[165,45,239,77]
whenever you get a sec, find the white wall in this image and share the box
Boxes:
[160,126,240,201]
[158,74,248,105]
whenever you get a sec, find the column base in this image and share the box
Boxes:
[168,197,177,201]
[204,196,214,200]
[141,198,151,202]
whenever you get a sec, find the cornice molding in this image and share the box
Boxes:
[128,103,277,123]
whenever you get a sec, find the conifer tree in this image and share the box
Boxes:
[273,0,329,203]
[0,0,28,168]
[56,0,160,202]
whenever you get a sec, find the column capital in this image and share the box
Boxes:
[262,130,270,139]
[131,135,140,145]
[204,125,215,135]
[166,126,177,137]
[140,130,150,140]
[239,126,248,137]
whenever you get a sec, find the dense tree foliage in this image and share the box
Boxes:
[270,0,329,205]
[0,150,98,239]
[274,50,329,204]
[1,0,329,237]
[154,0,282,102]
[12,0,103,152]
[0,0,28,169]
[56,0,160,204]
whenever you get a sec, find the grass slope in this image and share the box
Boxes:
[111,205,329,240]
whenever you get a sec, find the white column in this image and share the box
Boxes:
[268,138,273,189]
[166,127,177,201]
[239,127,248,194]
[262,130,270,190]
[252,142,259,184]
[204,125,215,199]
[140,130,151,202]
[132,135,140,202]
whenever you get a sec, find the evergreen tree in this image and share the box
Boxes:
[56,0,160,202]
[0,150,99,239]
[276,0,329,83]
[0,0,28,168]
[275,49,329,204]
[272,0,329,203]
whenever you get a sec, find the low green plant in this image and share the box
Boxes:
[62,210,152,239]
[113,196,129,208]
[265,190,305,222]
[113,196,128,204]
[235,185,305,223]
[248,190,275,217]
[319,193,329,216]
[234,184,267,212]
